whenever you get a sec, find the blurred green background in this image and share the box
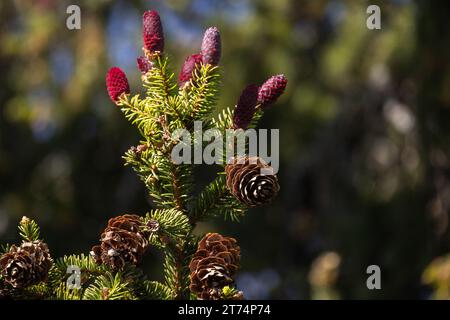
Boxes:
[1,0,450,299]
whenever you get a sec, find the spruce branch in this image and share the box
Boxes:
[118,94,160,140]
[48,254,105,292]
[212,105,264,133]
[212,106,234,132]
[0,243,11,256]
[142,210,194,300]
[138,280,173,300]
[9,283,50,300]
[143,209,191,246]
[18,216,40,242]
[163,237,196,300]
[249,108,264,129]
[182,64,221,127]
[156,156,193,211]
[143,55,181,120]
[124,147,193,211]
[163,248,181,298]
[123,148,165,205]
[53,282,82,300]
[83,273,136,300]
[0,10,287,301]
[209,107,265,166]
[190,175,246,223]
[169,161,190,212]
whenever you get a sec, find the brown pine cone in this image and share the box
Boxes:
[189,233,240,300]
[225,156,280,207]
[90,214,148,270]
[106,214,144,234]
[0,241,52,289]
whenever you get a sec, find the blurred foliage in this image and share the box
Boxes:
[308,251,341,300]
[422,254,450,299]
[0,0,450,299]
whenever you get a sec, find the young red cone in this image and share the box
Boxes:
[178,53,203,88]
[233,84,259,130]
[142,10,164,55]
[257,74,287,107]
[200,27,221,66]
[137,56,153,74]
[106,67,130,103]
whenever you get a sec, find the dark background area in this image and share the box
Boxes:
[1,0,450,299]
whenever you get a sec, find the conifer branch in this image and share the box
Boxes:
[0,10,286,301]
[48,254,106,292]
[182,64,221,128]
[0,243,11,256]
[18,216,40,242]
[143,55,181,120]
[144,209,191,244]
[83,273,136,300]
[53,282,82,300]
[212,105,264,133]
[163,237,196,300]
[138,280,173,300]
[10,283,50,300]
[118,94,161,141]
[155,157,193,210]
[170,162,187,213]
[249,108,264,129]
[190,175,246,224]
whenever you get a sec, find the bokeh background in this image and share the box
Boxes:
[1,0,450,299]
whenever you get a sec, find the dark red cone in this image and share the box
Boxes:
[142,10,164,55]
[137,56,152,74]
[257,74,287,107]
[106,67,130,103]
[200,27,221,66]
[178,53,203,87]
[233,84,259,130]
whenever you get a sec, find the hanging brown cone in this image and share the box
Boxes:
[106,214,144,234]
[90,214,148,270]
[189,233,240,300]
[225,156,279,207]
[0,241,52,289]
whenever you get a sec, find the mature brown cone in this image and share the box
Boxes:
[225,156,280,207]
[189,233,240,300]
[0,241,52,288]
[90,214,148,270]
[106,214,143,234]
